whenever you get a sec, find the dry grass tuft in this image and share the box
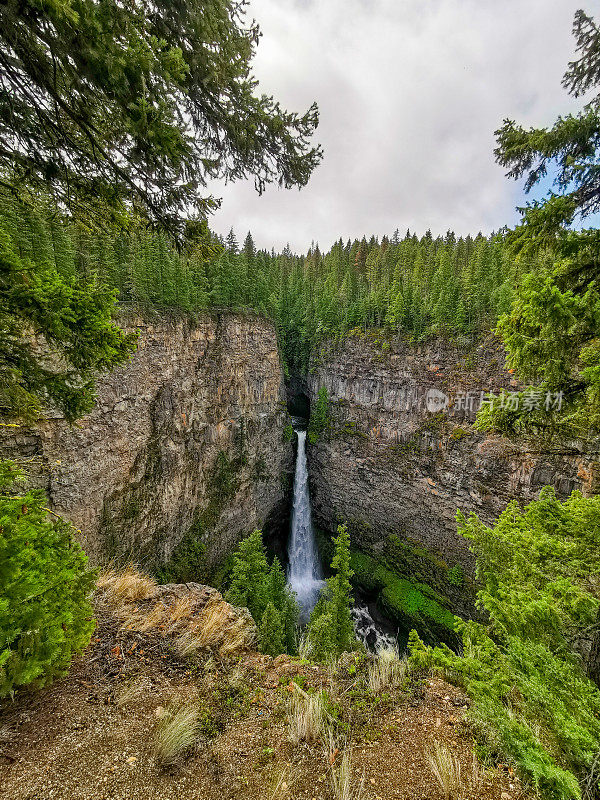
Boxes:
[266,764,292,799]
[97,567,156,603]
[175,630,204,658]
[97,567,254,657]
[181,599,255,656]
[425,740,463,800]
[297,631,311,661]
[366,645,407,694]
[227,663,248,691]
[116,676,149,707]
[471,751,483,791]
[324,734,364,800]
[218,615,255,656]
[194,600,230,648]
[166,597,195,630]
[287,685,326,745]
[134,601,168,632]
[153,703,200,767]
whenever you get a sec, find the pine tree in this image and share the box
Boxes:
[0,0,322,238]
[0,199,138,422]
[268,557,287,610]
[283,591,300,655]
[306,523,355,659]
[0,460,96,697]
[259,602,284,657]
[224,533,299,655]
[225,530,269,623]
[328,524,354,653]
[226,228,239,254]
[306,609,336,661]
[243,231,256,261]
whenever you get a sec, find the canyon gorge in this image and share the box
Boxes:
[2,312,597,643]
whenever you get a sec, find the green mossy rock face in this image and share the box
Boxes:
[349,549,458,646]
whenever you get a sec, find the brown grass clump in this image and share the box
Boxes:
[323,731,364,800]
[329,750,364,800]
[218,615,255,656]
[96,567,255,658]
[167,597,195,629]
[153,703,200,767]
[174,630,204,658]
[425,740,463,800]
[267,765,292,798]
[194,600,230,648]
[184,599,255,656]
[96,567,156,603]
[133,602,168,632]
[116,677,149,707]
[287,685,326,745]
[366,645,407,694]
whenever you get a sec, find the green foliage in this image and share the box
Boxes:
[380,578,456,632]
[0,195,138,422]
[305,610,336,662]
[447,565,464,587]
[306,523,356,659]
[259,602,284,658]
[407,629,433,673]
[283,423,294,442]
[0,194,545,386]
[411,490,600,800]
[349,548,457,636]
[0,461,96,697]
[482,9,600,436]
[157,526,207,585]
[225,529,270,623]
[282,590,300,655]
[0,0,322,237]
[273,231,531,374]
[225,531,299,656]
[308,386,331,444]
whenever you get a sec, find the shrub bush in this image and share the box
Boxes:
[409,488,600,800]
[0,460,95,697]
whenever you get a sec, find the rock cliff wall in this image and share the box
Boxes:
[0,312,294,576]
[307,333,600,639]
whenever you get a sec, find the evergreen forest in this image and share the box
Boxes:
[0,191,547,376]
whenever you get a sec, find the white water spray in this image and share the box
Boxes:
[287,427,324,616]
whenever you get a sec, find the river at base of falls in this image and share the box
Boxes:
[286,416,401,652]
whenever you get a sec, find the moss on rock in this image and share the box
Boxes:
[349,549,457,644]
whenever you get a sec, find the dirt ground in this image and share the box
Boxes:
[0,598,526,800]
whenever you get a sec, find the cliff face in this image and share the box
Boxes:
[1,312,293,574]
[307,333,599,637]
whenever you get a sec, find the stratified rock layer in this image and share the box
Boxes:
[1,312,293,570]
[307,334,599,629]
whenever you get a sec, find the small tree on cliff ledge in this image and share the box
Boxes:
[307,523,355,659]
[225,531,299,656]
[0,461,96,697]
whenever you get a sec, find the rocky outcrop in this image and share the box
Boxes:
[307,333,600,636]
[0,312,294,574]
[95,570,258,655]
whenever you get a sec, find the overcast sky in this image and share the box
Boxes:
[209,0,586,253]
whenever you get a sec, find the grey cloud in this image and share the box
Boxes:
[209,0,584,252]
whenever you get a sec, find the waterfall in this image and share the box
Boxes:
[287,427,324,616]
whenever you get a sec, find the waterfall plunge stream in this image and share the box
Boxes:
[286,417,400,649]
[287,424,324,617]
